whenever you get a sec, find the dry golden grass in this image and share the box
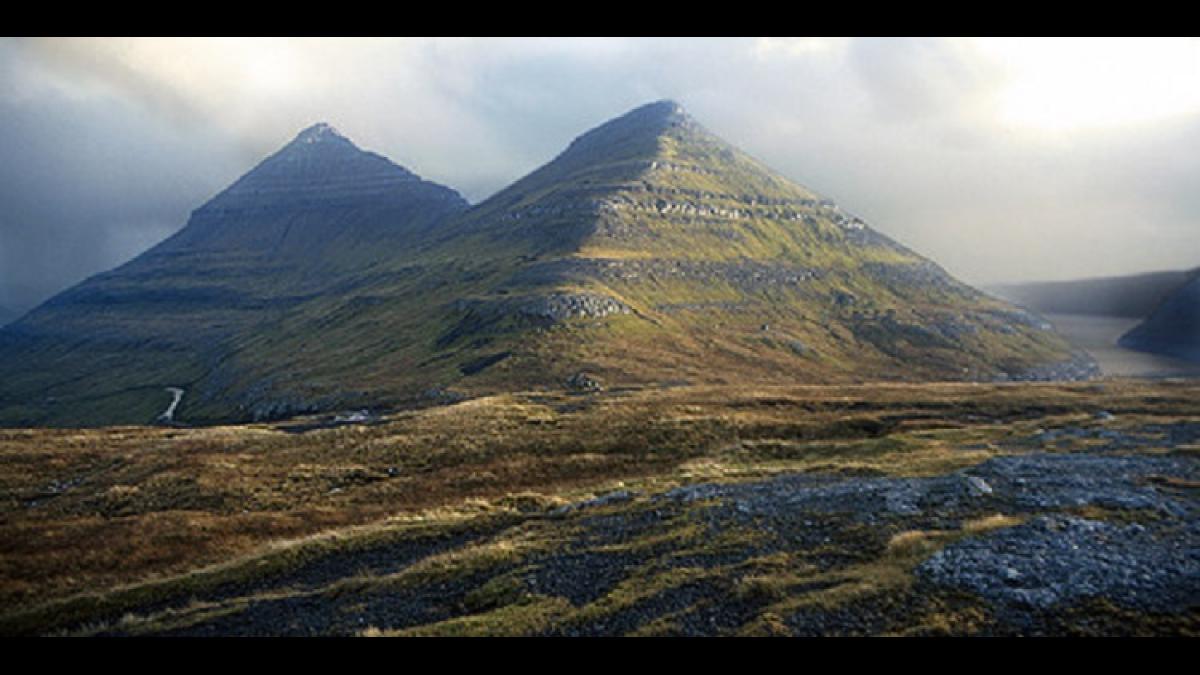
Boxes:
[1,378,1197,619]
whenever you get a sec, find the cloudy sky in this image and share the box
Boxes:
[2,37,1198,313]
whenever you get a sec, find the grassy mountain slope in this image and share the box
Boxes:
[0,102,1094,426]
[196,102,1093,421]
[0,124,468,426]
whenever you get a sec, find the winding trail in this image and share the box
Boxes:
[157,387,184,423]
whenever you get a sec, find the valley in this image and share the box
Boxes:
[1043,313,1200,379]
[991,268,1200,374]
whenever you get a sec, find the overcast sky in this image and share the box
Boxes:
[2,37,1198,313]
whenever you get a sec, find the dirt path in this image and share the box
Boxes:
[157,387,185,423]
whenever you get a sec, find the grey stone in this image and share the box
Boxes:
[966,475,994,497]
[566,372,603,392]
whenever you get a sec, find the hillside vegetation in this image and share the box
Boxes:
[0,102,1093,427]
[2,379,1196,636]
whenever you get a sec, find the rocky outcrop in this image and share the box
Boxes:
[450,292,631,324]
[654,301,751,314]
[521,293,632,321]
[511,258,820,291]
[438,292,633,350]
[920,512,1199,612]
[91,436,1199,636]
[861,260,978,297]
[1000,353,1101,382]
[565,372,603,391]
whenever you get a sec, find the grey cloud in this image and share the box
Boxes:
[849,37,1004,126]
[13,37,215,129]
[0,78,249,312]
[1,37,1197,313]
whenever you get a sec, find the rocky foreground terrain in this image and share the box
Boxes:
[2,380,1196,636]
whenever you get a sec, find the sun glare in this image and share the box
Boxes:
[975,37,1200,132]
[242,49,300,94]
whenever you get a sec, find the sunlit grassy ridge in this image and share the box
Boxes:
[204,101,1084,421]
[0,101,1086,427]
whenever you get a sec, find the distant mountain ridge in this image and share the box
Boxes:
[988,269,1196,319]
[1119,269,1200,363]
[0,102,1095,426]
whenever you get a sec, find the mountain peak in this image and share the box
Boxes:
[293,122,349,145]
[281,122,358,155]
[193,121,465,218]
[1,103,1093,427]
[571,99,695,145]
[621,98,690,123]
[458,97,814,242]
[532,99,711,181]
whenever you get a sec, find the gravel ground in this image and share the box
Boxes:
[919,515,1200,613]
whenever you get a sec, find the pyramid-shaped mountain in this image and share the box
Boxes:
[150,122,467,273]
[0,102,1095,426]
[1119,269,1200,362]
[0,124,468,425]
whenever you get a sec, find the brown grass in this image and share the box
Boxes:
[1,378,1197,618]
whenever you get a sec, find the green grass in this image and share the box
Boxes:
[2,103,1084,427]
